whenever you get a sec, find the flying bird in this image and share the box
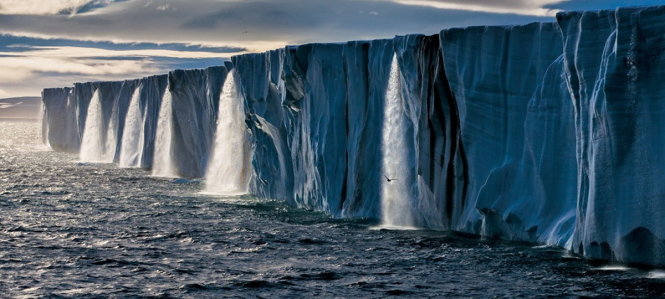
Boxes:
[384,175,397,182]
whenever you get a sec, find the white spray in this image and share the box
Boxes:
[80,90,106,162]
[119,86,145,167]
[152,88,177,177]
[204,70,251,195]
[380,54,415,227]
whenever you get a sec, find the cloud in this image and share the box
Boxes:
[0,33,241,95]
[0,43,233,84]
[391,0,564,16]
[0,37,234,96]
[0,34,246,53]
[0,0,656,98]
[0,0,548,51]
[0,0,123,15]
[0,0,554,97]
[544,0,665,11]
[156,3,174,11]
[0,101,23,108]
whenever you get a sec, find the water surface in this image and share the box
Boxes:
[1,120,664,297]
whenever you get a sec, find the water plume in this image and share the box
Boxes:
[119,85,145,168]
[80,90,106,162]
[152,88,177,177]
[204,71,252,195]
[380,54,415,227]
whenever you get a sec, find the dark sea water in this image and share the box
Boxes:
[1,120,665,298]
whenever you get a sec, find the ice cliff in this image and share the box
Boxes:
[41,6,665,266]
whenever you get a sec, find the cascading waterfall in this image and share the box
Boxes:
[41,102,49,147]
[152,88,177,177]
[104,100,119,163]
[204,71,251,195]
[119,86,145,167]
[80,90,106,162]
[380,54,415,227]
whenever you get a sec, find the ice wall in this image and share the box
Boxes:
[137,75,169,169]
[41,5,665,266]
[43,75,167,168]
[233,50,295,202]
[42,87,78,152]
[440,23,576,245]
[153,67,229,178]
[558,6,665,265]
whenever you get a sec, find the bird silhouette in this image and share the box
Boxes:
[384,175,397,182]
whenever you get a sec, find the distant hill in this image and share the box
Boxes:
[0,96,42,121]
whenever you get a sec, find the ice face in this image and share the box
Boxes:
[42,87,79,152]
[439,23,577,244]
[558,6,665,265]
[40,5,665,266]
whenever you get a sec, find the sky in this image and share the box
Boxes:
[0,0,660,98]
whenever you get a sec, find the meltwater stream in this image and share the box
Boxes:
[381,54,415,228]
[119,86,145,168]
[204,71,251,195]
[152,89,177,177]
[79,90,107,163]
[2,120,665,297]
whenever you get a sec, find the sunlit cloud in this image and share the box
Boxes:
[10,45,243,59]
[0,0,122,15]
[0,44,238,84]
[390,0,564,16]
[0,56,154,79]
[0,42,240,96]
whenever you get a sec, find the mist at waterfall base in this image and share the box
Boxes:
[2,121,665,296]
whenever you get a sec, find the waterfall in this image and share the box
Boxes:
[80,90,106,162]
[119,86,145,168]
[380,54,415,227]
[104,98,119,163]
[204,71,251,195]
[41,102,49,147]
[152,88,177,177]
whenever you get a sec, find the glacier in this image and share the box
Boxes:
[40,6,665,266]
